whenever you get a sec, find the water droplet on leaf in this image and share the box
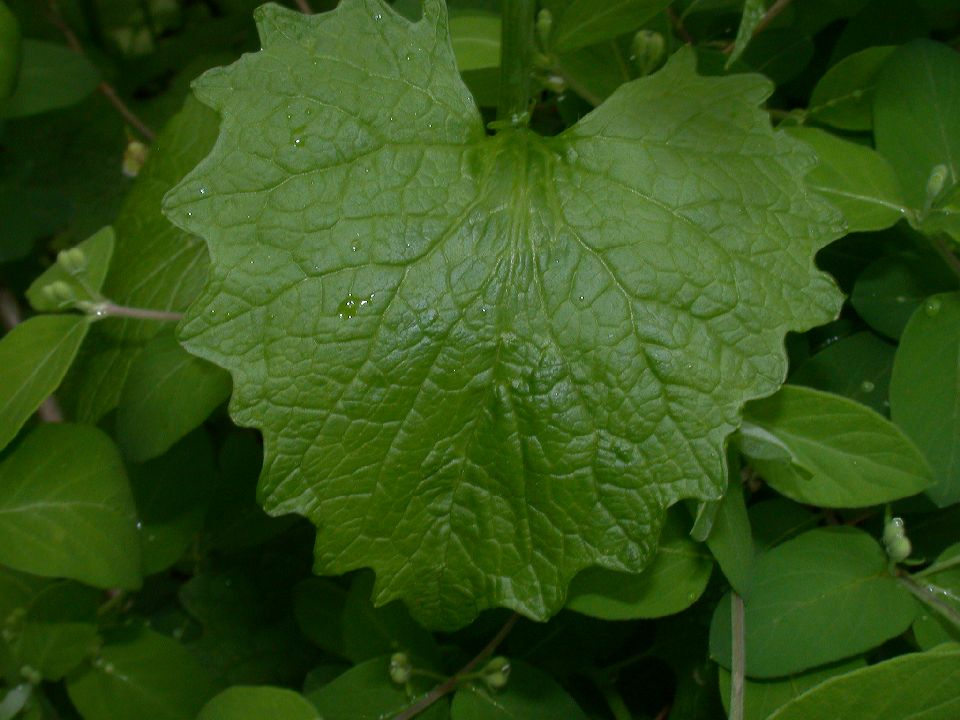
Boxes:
[924,298,942,317]
[860,380,875,393]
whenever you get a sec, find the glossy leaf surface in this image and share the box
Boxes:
[164,0,842,628]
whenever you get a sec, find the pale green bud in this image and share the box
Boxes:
[631,30,665,77]
[536,9,553,50]
[926,164,948,202]
[882,516,905,548]
[56,247,87,275]
[389,652,412,684]
[42,280,76,306]
[886,535,912,563]
[482,656,511,690]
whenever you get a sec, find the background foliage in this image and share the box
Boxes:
[1,0,959,718]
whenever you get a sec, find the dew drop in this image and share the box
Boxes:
[293,136,303,146]
[373,12,383,20]
[337,293,372,319]
[198,186,207,195]
[860,380,875,393]
[924,297,942,317]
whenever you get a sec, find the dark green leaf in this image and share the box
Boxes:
[747,498,817,550]
[116,330,231,462]
[742,385,932,508]
[789,331,895,415]
[293,578,348,658]
[767,645,960,719]
[450,660,588,719]
[726,0,765,68]
[911,543,960,650]
[709,527,918,677]
[1,40,99,118]
[128,430,217,575]
[306,656,446,720]
[874,40,960,211]
[566,508,713,619]
[549,0,670,53]
[850,252,958,340]
[718,657,867,720]
[808,46,894,131]
[0,315,89,452]
[702,473,754,597]
[163,2,842,628]
[786,127,905,233]
[198,686,319,720]
[890,292,960,507]
[0,424,140,589]
[66,628,219,720]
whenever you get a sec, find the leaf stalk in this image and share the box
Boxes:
[497,0,536,126]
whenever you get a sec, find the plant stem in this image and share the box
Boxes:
[729,592,745,720]
[293,0,313,14]
[92,302,184,322]
[46,0,157,142]
[914,553,960,580]
[497,0,536,124]
[899,576,960,631]
[393,613,520,720]
[723,0,795,54]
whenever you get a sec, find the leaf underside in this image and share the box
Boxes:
[163,0,842,628]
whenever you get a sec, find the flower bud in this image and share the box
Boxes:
[57,247,87,275]
[389,652,411,684]
[482,656,511,690]
[123,140,149,178]
[42,280,76,307]
[882,516,905,548]
[886,535,912,563]
[631,30,665,77]
[926,164,948,203]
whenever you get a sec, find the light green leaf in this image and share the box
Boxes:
[26,226,115,313]
[163,1,842,629]
[566,508,713,619]
[890,292,960,507]
[742,385,932,508]
[198,686,319,720]
[0,424,141,589]
[116,330,231,462]
[786,127,905,232]
[450,660,588,719]
[851,251,959,340]
[306,656,445,720]
[808,45,894,131]
[0,314,89,452]
[549,0,671,53]
[449,12,499,71]
[789,331,895,414]
[1,40,100,118]
[702,471,754,597]
[912,543,960,650]
[726,0,766,69]
[767,645,960,720]
[874,40,960,210]
[61,95,219,423]
[718,657,867,720]
[66,628,219,720]
[709,527,918,677]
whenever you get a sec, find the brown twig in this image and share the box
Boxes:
[393,613,520,720]
[45,0,157,142]
[293,0,313,14]
[723,0,795,54]
[0,288,64,423]
[666,8,694,45]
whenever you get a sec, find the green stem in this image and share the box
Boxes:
[497,0,536,125]
[899,576,960,631]
[729,592,745,720]
[914,553,960,580]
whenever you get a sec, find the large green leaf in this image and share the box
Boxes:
[0,424,141,589]
[890,292,960,507]
[874,40,960,211]
[741,385,932,508]
[61,95,220,423]
[0,315,89,453]
[709,527,917,678]
[767,645,960,720]
[163,1,842,628]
